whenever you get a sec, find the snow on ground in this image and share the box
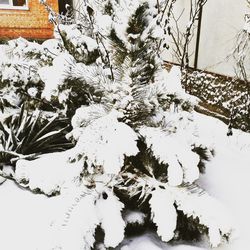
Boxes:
[0,112,249,250]
[196,113,250,250]
[117,232,206,250]
[0,180,54,250]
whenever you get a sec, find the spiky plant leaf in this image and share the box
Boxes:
[0,105,73,165]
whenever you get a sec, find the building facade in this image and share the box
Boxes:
[0,0,58,39]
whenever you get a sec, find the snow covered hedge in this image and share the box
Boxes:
[183,69,250,132]
[0,0,235,249]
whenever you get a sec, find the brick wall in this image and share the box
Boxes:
[0,0,58,39]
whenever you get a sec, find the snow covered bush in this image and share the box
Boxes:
[0,37,64,112]
[183,68,250,132]
[0,0,235,249]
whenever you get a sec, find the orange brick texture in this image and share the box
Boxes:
[0,0,58,39]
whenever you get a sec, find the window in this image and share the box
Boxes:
[0,0,9,4]
[0,0,27,8]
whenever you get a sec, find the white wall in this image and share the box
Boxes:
[162,0,198,66]
[164,0,248,78]
[198,0,246,77]
[72,0,84,18]
[164,0,250,76]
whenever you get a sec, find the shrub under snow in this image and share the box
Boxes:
[0,0,236,249]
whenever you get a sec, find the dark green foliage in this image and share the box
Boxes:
[109,28,127,65]
[117,138,211,215]
[0,104,73,165]
[108,3,160,118]
[25,50,54,66]
[131,53,157,85]
[126,4,158,85]
[192,145,211,174]
[17,81,46,109]
[127,139,168,182]
[127,3,149,40]
[60,31,99,65]
[109,2,159,86]
[181,100,193,112]
[59,78,100,118]
[121,101,156,127]
[104,1,114,16]
[0,72,47,112]
[175,210,208,242]
[118,152,161,211]
[111,3,161,124]
[157,93,193,113]
[0,96,15,112]
[0,39,8,45]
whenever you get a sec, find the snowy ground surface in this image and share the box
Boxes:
[0,112,249,250]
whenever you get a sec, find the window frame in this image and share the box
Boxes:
[0,0,29,10]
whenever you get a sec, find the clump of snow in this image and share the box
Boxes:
[27,87,38,97]
[149,188,177,242]
[69,111,139,175]
[123,210,146,225]
[139,121,200,186]
[39,53,74,101]
[42,38,62,56]
[56,24,98,52]
[96,189,125,248]
[49,184,126,249]
[173,184,233,248]
[0,37,52,85]
[15,151,83,195]
[95,14,113,36]
[155,66,196,104]
[70,104,108,132]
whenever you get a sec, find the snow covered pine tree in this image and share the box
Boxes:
[0,0,234,249]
